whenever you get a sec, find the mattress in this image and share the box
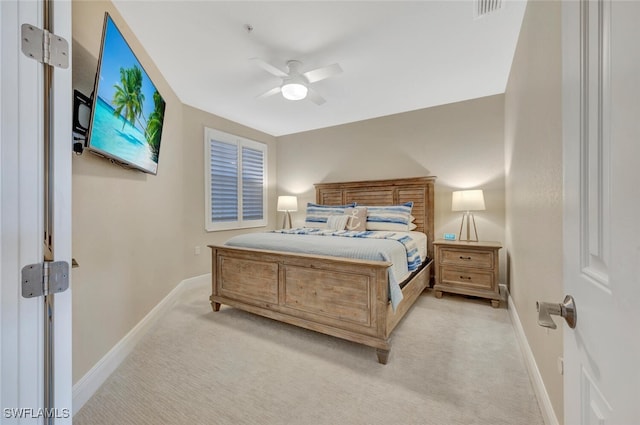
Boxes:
[224,229,428,310]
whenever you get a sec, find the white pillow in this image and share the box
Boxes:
[326,215,349,231]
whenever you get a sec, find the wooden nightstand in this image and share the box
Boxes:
[433,240,502,308]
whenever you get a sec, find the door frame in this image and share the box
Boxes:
[1,0,73,422]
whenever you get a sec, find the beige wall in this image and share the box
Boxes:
[504,0,564,422]
[277,95,507,282]
[71,1,277,384]
[181,105,277,276]
[72,1,184,383]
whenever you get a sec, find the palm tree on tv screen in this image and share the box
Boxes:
[145,90,165,162]
[112,65,145,131]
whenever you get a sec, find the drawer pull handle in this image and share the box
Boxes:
[459,276,472,280]
[459,256,472,260]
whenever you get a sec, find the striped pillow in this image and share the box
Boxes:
[304,203,356,228]
[364,202,414,231]
[326,214,349,231]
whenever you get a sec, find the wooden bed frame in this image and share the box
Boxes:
[208,176,436,364]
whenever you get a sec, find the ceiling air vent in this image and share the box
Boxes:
[474,0,503,18]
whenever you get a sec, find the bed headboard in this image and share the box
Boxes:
[314,176,436,261]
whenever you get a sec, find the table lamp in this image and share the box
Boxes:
[451,189,485,242]
[277,196,298,229]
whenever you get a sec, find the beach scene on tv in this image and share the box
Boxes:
[89,15,166,175]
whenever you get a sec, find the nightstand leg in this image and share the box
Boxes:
[435,290,443,299]
[376,348,390,364]
[491,299,500,308]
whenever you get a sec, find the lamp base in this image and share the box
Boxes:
[281,211,292,229]
[457,211,479,242]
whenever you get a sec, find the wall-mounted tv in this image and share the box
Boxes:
[86,12,166,175]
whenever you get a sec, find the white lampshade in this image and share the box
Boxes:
[452,190,485,212]
[281,82,308,100]
[277,195,298,212]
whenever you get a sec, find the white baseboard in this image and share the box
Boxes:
[72,273,211,415]
[507,291,560,425]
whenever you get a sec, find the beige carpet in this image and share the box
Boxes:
[74,283,544,425]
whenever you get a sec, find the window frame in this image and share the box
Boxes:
[204,127,268,232]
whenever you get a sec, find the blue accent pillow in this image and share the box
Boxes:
[304,202,356,228]
[363,202,414,231]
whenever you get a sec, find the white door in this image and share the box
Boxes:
[562,0,640,424]
[1,0,72,423]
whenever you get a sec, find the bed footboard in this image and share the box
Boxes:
[209,245,431,364]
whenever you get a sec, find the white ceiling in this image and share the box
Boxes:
[112,1,527,137]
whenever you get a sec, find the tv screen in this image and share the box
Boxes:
[86,13,166,175]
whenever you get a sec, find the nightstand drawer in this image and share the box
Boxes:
[440,267,494,290]
[440,249,494,269]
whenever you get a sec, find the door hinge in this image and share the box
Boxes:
[20,23,69,69]
[22,261,69,298]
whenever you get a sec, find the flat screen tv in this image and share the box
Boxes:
[86,12,166,175]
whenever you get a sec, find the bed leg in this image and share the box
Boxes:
[211,301,221,312]
[376,348,390,365]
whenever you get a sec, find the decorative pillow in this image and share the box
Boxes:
[344,207,367,231]
[326,214,349,231]
[304,202,356,228]
[409,222,418,231]
[364,202,414,231]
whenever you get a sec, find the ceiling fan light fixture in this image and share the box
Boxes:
[281,82,308,100]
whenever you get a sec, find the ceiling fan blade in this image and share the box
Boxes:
[303,63,342,83]
[306,88,326,105]
[257,86,281,99]
[251,58,289,78]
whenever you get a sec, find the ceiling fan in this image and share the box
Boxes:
[252,58,343,105]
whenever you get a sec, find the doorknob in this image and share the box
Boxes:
[536,295,577,329]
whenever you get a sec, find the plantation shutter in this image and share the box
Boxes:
[242,146,264,221]
[210,139,238,222]
[205,127,267,231]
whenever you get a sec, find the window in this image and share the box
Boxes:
[204,127,267,231]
